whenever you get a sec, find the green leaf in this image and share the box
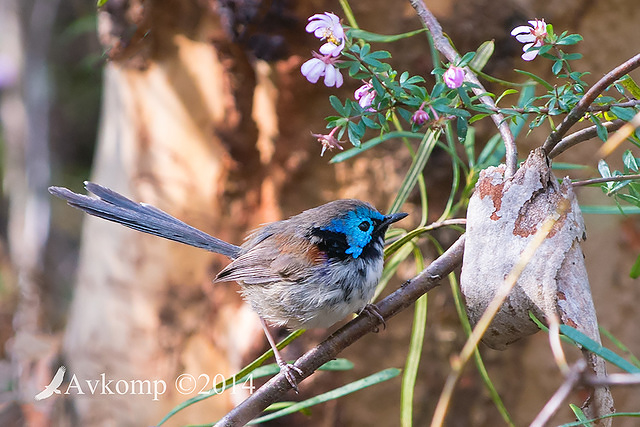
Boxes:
[389,130,441,213]
[580,205,640,214]
[598,159,612,178]
[599,326,640,367]
[617,193,640,206]
[514,69,554,90]
[457,116,468,143]
[347,27,427,43]
[560,324,640,373]
[552,60,563,75]
[330,131,424,163]
[561,412,640,427]
[623,149,640,172]
[97,0,109,6]
[563,53,583,61]
[631,253,640,279]
[551,162,590,170]
[458,51,476,67]
[469,40,494,72]
[367,50,392,59]
[400,251,426,427]
[611,106,637,122]
[248,368,401,424]
[495,89,518,105]
[618,74,640,99]
[591,115,608,142]
[556,33,583,45]
[329,95,345,116]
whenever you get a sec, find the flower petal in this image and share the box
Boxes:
[334,69,343,88]
[510,25,531,36]
[324,65,337,86]
[301,58,325,83]
[521,50,538,61]
[515,33,535,43]
[319,42,341,56]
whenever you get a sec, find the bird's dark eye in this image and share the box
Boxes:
[358,220,371,231]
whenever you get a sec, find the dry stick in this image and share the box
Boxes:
[571,174,640,188]
[215,235,466,427]
[407,0,517,178]
[585,373,640,386]
[530,359,588,427]
[549,120,626,158]
[542,53,640,154]
[430,202,568,427]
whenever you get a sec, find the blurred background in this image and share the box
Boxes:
[0,0,639,425]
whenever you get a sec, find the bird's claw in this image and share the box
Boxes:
[361,303,386,332]
[278,362,304,392]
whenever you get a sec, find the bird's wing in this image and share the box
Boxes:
[215,232,324,285]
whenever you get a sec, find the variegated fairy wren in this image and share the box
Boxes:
[49,182,407,389]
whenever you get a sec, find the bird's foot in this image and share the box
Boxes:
[361,303,386,332]
[278,361,304,392]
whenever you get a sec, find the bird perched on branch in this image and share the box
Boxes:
[49,182,407,389]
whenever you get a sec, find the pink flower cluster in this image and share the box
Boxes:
[301,13,345,88]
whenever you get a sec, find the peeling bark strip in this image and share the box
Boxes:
[460,148,613,422]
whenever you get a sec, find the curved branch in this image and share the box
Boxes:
[215,235,466,426]
[407,0,517,177]
[548,119,626,158]
[543,53,640,154]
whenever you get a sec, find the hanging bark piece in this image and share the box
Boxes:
[460,148,613,421]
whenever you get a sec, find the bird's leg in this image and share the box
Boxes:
[360,303,386,332]
[259,317,303,392]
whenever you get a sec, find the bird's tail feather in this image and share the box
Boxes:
[49,182,241,259]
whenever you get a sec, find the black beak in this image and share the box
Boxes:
[377,212,408,232]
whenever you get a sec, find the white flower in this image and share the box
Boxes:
[511,19,547,61]
[301,52,343,88]
[354,81,376,109]
[443,65,465,89]
[305,12,345,57]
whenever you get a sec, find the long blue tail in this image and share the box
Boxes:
[49,182,241,259]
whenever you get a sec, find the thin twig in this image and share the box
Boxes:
[584,373,640,386]
[549,120,626,158]
[543,53,640,154]
[488,99,640,116]
[214,235,466,426]
[407,0,517,177]
[530,359,588,427]
[571,173,640,187]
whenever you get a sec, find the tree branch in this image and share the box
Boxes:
[571,173,640,188]
[543,53,640,154]
[407,0,517,177]
[214,235,466,426]
[530,359,588,427]
[549,120,626,158]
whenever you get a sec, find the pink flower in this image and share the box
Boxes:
[411,109,430,126]
[354,81,376,109]
[305,12,345,57]
[443,65,465,89]
[511,19,547,61]
[312,127,344,156]
[301,51,343,88]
